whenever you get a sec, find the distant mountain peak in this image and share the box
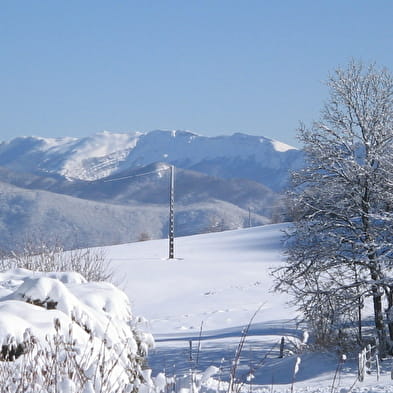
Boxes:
[0,129,303,250]
[0,130,302,190]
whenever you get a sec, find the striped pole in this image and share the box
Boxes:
[169,165,175,259]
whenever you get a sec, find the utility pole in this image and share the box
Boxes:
[168,165,175,259]
[104,164,176,260]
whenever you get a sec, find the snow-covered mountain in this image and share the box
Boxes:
[0,130,301,250]
[0,130,303,191]
[0,177,272,251]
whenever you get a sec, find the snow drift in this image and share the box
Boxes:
[0,268,154,392]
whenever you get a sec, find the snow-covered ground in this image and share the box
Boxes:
[107,224,393,392]
[0,223,391,392]
[0,268,154,392]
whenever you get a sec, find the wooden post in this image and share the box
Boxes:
[189,340,193,361]
[279,337,285,358]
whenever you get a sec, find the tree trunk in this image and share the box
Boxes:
[358,299,363,344]
[385,287,393,345]
[362,182,389,354]
[371,270,388,356]
[354,268,363,343]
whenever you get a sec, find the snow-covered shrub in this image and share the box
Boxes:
[137,367,221,393]
[358,345,380,382]
[138,232,151,242]
[0,269,154,393]
[1,243,112,282]
[299,288,362,351]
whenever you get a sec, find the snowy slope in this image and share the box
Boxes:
[115,131,303,191]
[0,179,272,251]
[108,224,291,334]
[108,224,303,386]
[107,224,391,392]
[0,132,140,180]
[0,224,389,392]
[0,130,300,250]
[0,130,303,191]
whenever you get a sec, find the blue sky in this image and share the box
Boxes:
[1,1,393,147]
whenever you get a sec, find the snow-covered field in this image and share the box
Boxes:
[107,224,393,393]
[0,223,391,392]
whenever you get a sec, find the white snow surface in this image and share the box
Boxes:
[0,268,153,361]
[45,130,141,179]
[0,267,156,391]
[0,130,301,181]
[109,223,290,335]
[0,224,391,392]
[271,139,297,152]
[106,224,393,392]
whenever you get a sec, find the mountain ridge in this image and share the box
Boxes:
[0,176,272,251]
[0,129,300,250]
[0,130,303,191]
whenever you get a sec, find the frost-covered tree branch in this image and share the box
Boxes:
[274,60,393,354]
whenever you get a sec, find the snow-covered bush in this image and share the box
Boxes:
[137,367,221,393]
[1,243,112,282]
[0,269,154,393]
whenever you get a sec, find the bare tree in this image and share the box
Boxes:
[274,61,393,354]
